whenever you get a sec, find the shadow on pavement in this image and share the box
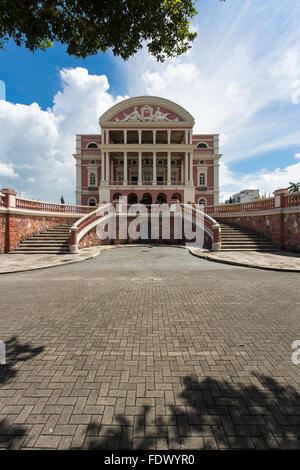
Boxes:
[0,336,44,448]
[84,374,300,450]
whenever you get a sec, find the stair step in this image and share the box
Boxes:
[13,224,72,254]
[12,250,69,254]
[221,248,277,251]
[20,241,69,246]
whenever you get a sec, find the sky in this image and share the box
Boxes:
[0,0,300,203]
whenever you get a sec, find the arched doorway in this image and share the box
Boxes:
[112,193,122,201]
[128,193,138,204]
[171,193,181,202]
[141,193,152,205]
[156,193,167,204]
[88,198,97,206]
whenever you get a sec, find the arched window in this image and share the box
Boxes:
[198,198,206,206]
[156,193,167,204]
[128,193,138,204]
[199,173,205,186]
[88,198,97,206]
[90,173,96,186]
[90,160,95,164]
[199,160,205,165]
[197,143,208,149]
[171,193,181,202]
[87,142,98,149]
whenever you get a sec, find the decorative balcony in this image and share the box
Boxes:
[106,181,187,187]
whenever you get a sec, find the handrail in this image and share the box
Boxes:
[205,198,275,215]
[284,192,300,207]
[181,203,221,250]
[69,203,112,252]
[15,197,93,214]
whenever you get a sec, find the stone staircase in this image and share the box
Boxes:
[219,222,276,251]
[12,224,71,254]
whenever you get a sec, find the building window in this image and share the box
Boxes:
[87,142,98,149]
[158,160,164,165]
[118,173,124,182]
[144,159,150,166]
[90,173,96,186]
[90,160,95,164]
[197,143,208,149]
[88,198,97,206]
[119,160,123,165]
[171,173,177,183]
[199,160,205,165]
[171,160,177,165]
[199,173,205,186]
[198,198,206,206]
[131,160,137,165]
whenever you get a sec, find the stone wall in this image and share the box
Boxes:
[0,213,6,254]
[0,212,79,253]
[78,214,212,249]
[216,211,300,252]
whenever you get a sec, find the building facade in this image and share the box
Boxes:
[231,189,260,204]
[74,96,221,206]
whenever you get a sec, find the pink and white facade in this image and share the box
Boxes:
[74,96,221,206]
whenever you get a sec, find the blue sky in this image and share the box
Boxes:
[0,0,300,203]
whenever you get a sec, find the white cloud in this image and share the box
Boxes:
[295,153,300,158]
[121,0,300,164]
[0,162,18,178]
[219,160,300,201]
[0,67,127,202]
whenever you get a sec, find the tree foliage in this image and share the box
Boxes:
[0,0,198,61]
[288,182,300,193]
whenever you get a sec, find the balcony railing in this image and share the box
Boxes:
[284,192,300,207]
[15,197,94,214]
[205,198,275,215]
[106,181,186,186]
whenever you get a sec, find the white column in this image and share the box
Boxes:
[185,130,188,144]
[124,130,127,144]
[101,130,105,145]
[190,130,193,144]
[167,152,171,185]
[138,130,142,145]
[75,160,82,204]
[189,152,193,184]
[124,152,127,185]
[185,152,188,185]
[153,130,156,144]
[167,130,171,145]
[214,159,220,205]
[213,134,219,154]
[101,153,105,183]
[138,152,142,185]
[106,152,109,183]
[153,152,157,185]
[105,130,109,145]
[76,135,81,153]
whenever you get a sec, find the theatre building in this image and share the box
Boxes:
[74,96,221,206]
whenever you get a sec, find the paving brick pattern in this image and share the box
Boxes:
[0,246,300,449]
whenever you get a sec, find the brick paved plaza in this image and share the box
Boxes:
[0,246,300,450]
